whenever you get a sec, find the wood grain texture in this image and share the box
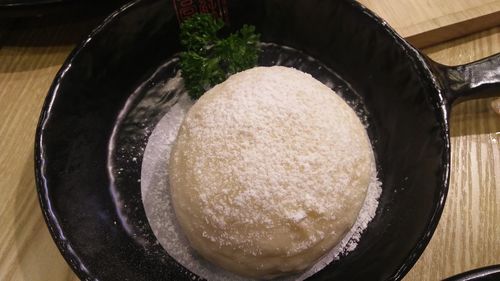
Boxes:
[404,27,500,281]
[0,20,96,281]
[359,0,500,48]
[0,9,499,281]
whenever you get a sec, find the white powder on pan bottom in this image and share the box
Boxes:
[141,92,382,281]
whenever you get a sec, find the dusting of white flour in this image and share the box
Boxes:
[141,92,382,281]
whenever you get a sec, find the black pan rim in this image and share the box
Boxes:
[34,0,451,280]
[444,264,500,281]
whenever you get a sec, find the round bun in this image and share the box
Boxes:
[169,66,373,278]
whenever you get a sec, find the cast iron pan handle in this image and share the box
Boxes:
[430,54,500,280]
[430,53,500,106]
[429,55,500,281]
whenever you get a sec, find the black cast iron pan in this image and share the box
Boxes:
[34,0,500,280]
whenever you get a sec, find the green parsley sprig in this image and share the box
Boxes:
[179,14,260,99]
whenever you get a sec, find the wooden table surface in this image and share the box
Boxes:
[0,4,499,281]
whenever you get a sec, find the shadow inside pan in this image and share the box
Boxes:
[36,0,449,280]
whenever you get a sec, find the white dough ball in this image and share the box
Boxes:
[169,66,373,279]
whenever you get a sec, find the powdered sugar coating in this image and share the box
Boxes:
[141,99,381,281]
[169,66,376,278]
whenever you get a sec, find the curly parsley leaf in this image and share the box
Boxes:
[180,14,260,99]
